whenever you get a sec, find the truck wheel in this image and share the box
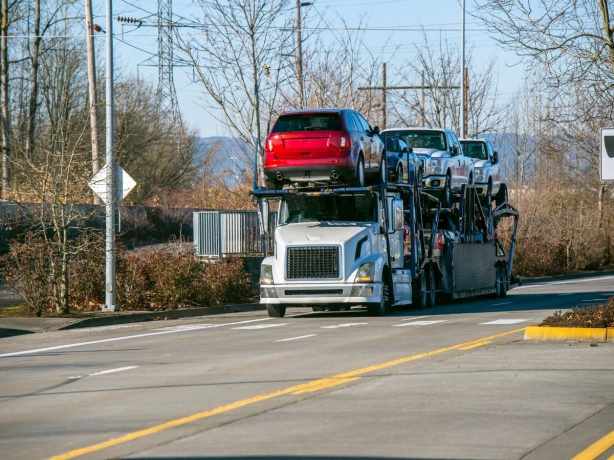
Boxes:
[312,306,325,312]
[494,265,503,298]
[412,273,427,309]
[367,283,388,316]
[501,266,508,298]
[266,304,286,318]
[265,179,281,190]
[426,265,437,308]
[495,183,508,206]
[441,173,452,207]
[351,157,365,187]
[396,164,403,184]
[486,180,493,207]
[379,158,387,184]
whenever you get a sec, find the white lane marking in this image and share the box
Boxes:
[492,302,513,306]
[580,299,608,302]
[399,316,429,322]
[232,324,287,330]
[321,323,368,329]
[514,275,614,290]
[69,366,138,380]
[86,325,139,332]
[480,319,531,325]
[159,324,213,331]
[275,334,317,342]
[558,293,575,296]
[394,320,447,327]
[0,317,276,358]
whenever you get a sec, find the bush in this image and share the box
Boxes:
[1,237,257,314]
[541,297,614,328]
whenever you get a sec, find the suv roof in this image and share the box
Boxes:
[279,108,349,116]
[383,127,450,133]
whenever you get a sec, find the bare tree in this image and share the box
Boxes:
[176,0,294,185]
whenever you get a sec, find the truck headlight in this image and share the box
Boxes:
[260,264,274,285]
[430,159,442,174]
[355,262,375,283]
[475,168,483,175]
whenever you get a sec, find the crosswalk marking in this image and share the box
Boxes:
[393,320,447,327]
[480,319,530,325]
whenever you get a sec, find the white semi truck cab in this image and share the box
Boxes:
[257,187,417,317]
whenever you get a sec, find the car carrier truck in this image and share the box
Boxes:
[252,139,519,318]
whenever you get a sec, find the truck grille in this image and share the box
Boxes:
[286,246,340,280]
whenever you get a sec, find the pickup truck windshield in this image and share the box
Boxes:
[387,130,446,151]
[272,113,342,133]
[280,195,377,224]
[460,141,487,160]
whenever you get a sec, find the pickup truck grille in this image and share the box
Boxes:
[286,246,340,279]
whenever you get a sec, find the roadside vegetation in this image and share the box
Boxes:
[541,297,614,328]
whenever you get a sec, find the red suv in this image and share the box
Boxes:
[263,109,385,189]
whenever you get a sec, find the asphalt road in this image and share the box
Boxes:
[1,273,614,460]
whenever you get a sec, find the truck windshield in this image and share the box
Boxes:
[386,130,446,151]
[272,113,342,133]
[279,195,377,224]
[460,141,487,160]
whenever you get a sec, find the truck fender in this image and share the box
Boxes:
[350,253,388,283]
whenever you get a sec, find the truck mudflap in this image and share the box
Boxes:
[260,282,383,305]
[450,242,497,298]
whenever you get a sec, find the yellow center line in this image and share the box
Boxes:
[459,340,492,350]
[571,429,614,460]
[49,327,525,460]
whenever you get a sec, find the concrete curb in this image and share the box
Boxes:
[49,303,266,331]
[524,325,614,343]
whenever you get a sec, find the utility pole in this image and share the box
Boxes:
[421,71,425,126]
[463,67,468,137]
[85,0,101,205]
[359,64,459,128]
[460,0,466,138]
[295,1,311,108]
[103,0,117,312]
[382,62,387,129]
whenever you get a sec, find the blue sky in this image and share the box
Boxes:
[102,0,527,137]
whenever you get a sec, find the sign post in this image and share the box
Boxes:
[600,128,614,182]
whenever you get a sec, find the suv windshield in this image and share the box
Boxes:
[386,130,446,151]
[272,113,342,133]
[460,141,487,160]
[279,195,377,224]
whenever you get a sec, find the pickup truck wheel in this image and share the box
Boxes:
[379,158,387,184]
[266,304,286,318]
[367,283,388,316]
[486,181,493,207]
[413,272,427,310]
[495,183,508,206]
[416,168,423,191]
[265,179,281,190]
[426,265,437,308]
[441,174,452,207]
[351,157,365,187]
[396,164,403,184]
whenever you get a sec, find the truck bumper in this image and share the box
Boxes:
[259,282,382,305]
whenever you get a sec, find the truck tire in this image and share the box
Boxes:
[350,157,365,187]
[312,306,325,312]
[426,265,437,308]
[494,265,503,298]
[495,183,508,206]
[501,266,508,298]
[266,304,286,317]
[441,173,452,207]
[486,180,493,207]
[413,273,427,309]
[395,164,403,184]
[265,179,281,190]
[367,283,388,316]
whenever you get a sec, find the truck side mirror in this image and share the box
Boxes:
[372,126,380,135]
[387,198,404,233]
[258,200,269,235]
[492,151,499,164]
[451,145,459,156]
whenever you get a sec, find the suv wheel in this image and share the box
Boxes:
[351,156,365,187]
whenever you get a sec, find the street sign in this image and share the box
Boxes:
[88,161,136,204]
[600,128,614,181]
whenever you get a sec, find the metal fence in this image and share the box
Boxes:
[193,210,276,258]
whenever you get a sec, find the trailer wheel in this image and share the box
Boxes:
[367,283,388,316]
[412,272,427,309]
[494,265,503,298]
[266,304,286,317]
[501,266,509,298]
[426,265,437,308]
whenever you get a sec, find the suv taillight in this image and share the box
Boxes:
[340,136,351,148]
[436,234,444,250]
[265,138,273,152]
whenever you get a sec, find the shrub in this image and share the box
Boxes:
[541,297,614,328]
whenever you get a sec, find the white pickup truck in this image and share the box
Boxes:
[257,188,417,317]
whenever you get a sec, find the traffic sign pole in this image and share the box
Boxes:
[104,0,117,312]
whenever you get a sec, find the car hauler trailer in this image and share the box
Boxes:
[251,141,519,318]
